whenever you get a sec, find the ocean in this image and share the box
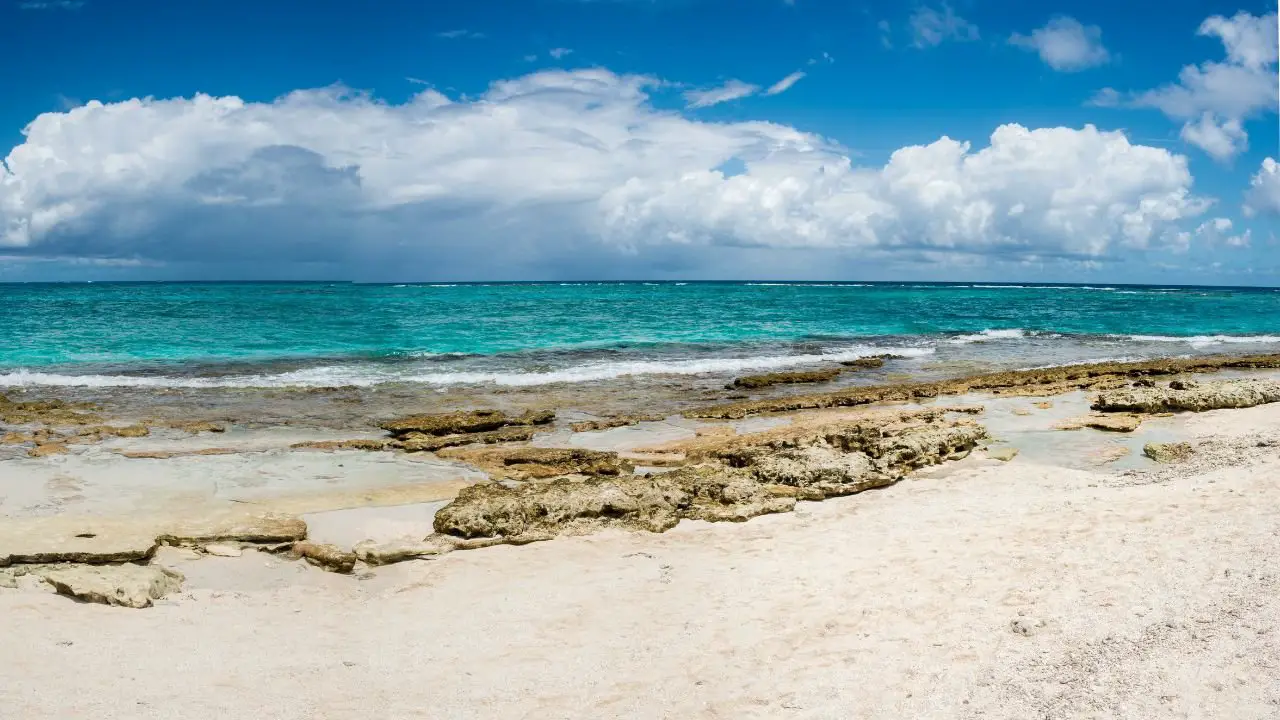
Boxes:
[2,281,1280,389]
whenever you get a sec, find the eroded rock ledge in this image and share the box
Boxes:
[688,354,1280,420]
[1092,379,1280,414]
[430,408,986,546]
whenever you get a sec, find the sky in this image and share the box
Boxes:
[1,0,1278,284]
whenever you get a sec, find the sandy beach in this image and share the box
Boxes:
[3,360,1280,719]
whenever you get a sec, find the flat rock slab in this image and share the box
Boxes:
[0,518,159,567]
[39,563,184,608]
[158,513,307,546]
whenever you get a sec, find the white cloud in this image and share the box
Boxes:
[1192,217,1251,248]
[877,20,892,49]
[549,48,573,59]
[764,71,805,96]
[1096,11,1277,160]
[909,4,979,49]
[1199,11,1279,70]
[683,79,759,108]
[0,70,1209,278]
[807,52,834,65]
[1245,157,1280,216]
[1178,112,1246,161]
[1009,16,1110,71]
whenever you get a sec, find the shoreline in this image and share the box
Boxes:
[2,351,1280,566]
[2,374,1278,717]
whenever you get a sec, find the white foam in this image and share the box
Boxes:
[0,347,934,389]
[947,329,1028,344]
[1122,334,1280,349]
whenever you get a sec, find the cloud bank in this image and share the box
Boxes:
[0,69,1212,279]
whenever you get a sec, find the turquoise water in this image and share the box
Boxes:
[2,281,1279,387]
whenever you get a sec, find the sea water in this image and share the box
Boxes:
[2,281,1278,388]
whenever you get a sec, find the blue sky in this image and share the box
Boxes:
[2,0,1278,283]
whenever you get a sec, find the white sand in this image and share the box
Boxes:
[2,403,1278,718]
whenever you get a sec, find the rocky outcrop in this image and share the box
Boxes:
[397,426,537,453]
[437,447,635,480]
[118,448,238,459]
[687,354,1280,420]
[839,354,903,369]
[1143,442,1194,463]
[28,442,69,457]
[1092,379,1280,414]
[38,564,184,609]
[379,409,554,437]
[569,414,666,432]
[157,513,308,547]
[293,542,357,574]
[290,439,391,452]
[431,411,986,546]
[729,369,842,390]
[353,537,455,566]
[0,394,101,427]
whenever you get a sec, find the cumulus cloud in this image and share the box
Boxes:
[764,71,805,96]
[1095,11,1277,160]
[1178,112,1246,161]
[1245,158,1280,216]
[0,69,1211,279]
[683,79,760,108]
[549,47,573,59]
[1191,217,1251,248]
[909,4,978,48]
[1010,16,1110,71]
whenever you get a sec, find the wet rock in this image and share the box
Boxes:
[729,368,842,390]
[569,414,666,433]
[1168,379,1200,390]
[1055,414,1142,432]
[294,542,357,574]
[988,447,1019,462]
[163,420,227,434]
[840,357,884,369]
[1144,442,1194,463]
[397,426,538,453]
[290,439,390,452]
[380,409,554,437]
[439,446,635,480]
[40,564,184,609]
[0,396,101,426]
[1092,379,1280,414]
[687,354,1280,420]
[1,431,31,445]
[353,537,454,565]
[157,513,308,546]
[28,442,70,458]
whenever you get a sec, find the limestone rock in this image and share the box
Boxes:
[353,537,453,566]
[686,354,1280,420]
[1055,414,1142,432]
[1143,442,1194,463]
[40,564,184,609]
[1092,379,1280,414]
[290,439,390,452]
[200,543,243,558]
[569,414,666,433]
[158,513,308,546]
[1,431,31,445]
[1033,401,1054,409]
[118,447,237,459]
[163,420,227,434]
[432,413,985,546]
[729,368,841,390]
[397,426,537,453]
[294,542,357,574]
[438,446,635,480]
[380,409,554,437]
[988,447,1019,462]
[28,442,70,457]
